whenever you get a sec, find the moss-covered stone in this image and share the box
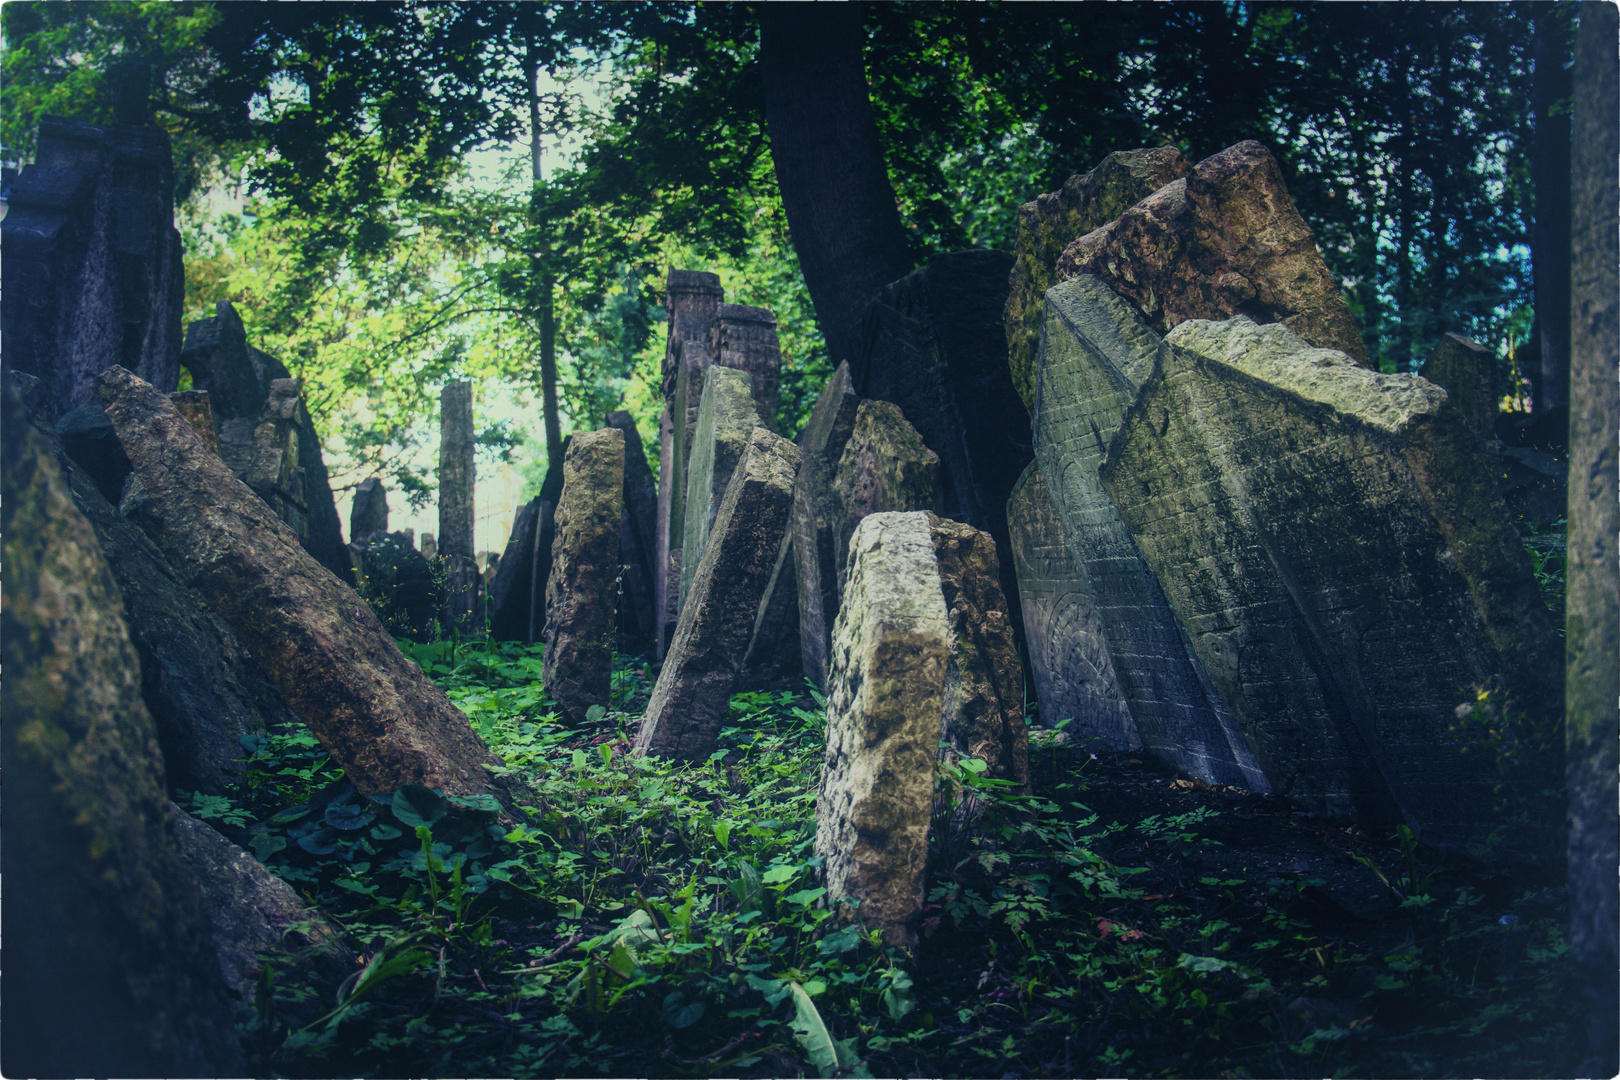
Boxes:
[680,365,762,606]
[831,400,941,601]
[793,361,862,688]
[1005,146,1191,412]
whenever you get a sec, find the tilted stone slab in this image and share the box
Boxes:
[487,498,541,641]
[1005,146,1191,412]
[711,303,782,430]
[1058,140,1371,369]
[351,476,389,541]
[1005,461,1138,751]
[169,389,219,455]
[855,248,1031,658]
[93,366,521,812]
[543,427,625,723]
[1034,276,1267,789]
[793,361,863,688]
[1101,315,1562,837]
[816,511,950,950]
[655,404,677,658]
[928,513,1031,792]
[680,365,762,606]
[608,410,659,652]
[1419,333,1498,441]
[635,428,801,760]
[831,399,941,603]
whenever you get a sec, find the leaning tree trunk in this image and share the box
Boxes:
[1566,3,1619,1076]
[94,366,525,815]
[1532,6,1575,413]
[1,379,243,1078]
[760,3,916,368]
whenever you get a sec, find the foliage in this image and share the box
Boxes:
[193,637,1588,1078]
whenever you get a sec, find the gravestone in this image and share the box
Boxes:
[680,366,763,607]
[855,248,1031,654]
[710,303,782,429]
[831,400,941,601]
[543,428,625,723]
[239,379,310,543]
[635,428,800,761]
[528,500,557,644]
[94,366,522,812]
[1419,333,1498,441]
[1058,140,1371,368]
[1005,146,1191,411]
[439,380,479,633]
[1,112,185,422]
[793,362,863,686]
[815,511,950,950]
[351,477,388,542]
[607,410,659,653]
[1033,275,1267,789]
[2,379,243,1077]
[181,301,352,583]
[1005,462,1137,749]
[55,402,133,505]
[487,499,541,641]
[351,531,440,641]
[168,390,219,454]
[928,514,1031,791]
[421,532,437,560]
[655,405,677,657]
[1100,314,1562,837]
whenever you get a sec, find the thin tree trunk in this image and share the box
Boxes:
[1532,7,1575,412]
[527,34,565,468]
[760,3,915,368]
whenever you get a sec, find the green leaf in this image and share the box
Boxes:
[661,990,705,1029]
[609,907,662,948]
[586,704,607,722]
[297,828,340,855]
[713,820,732,851]
[789,981,860,1074]
[785,886,827,907]
[762,863,797,885]
[369,823,404,841]
[818,925,862,955]
[391,784,447,829]
[730,861,764,913]
[324,799,375,831]
[249,833,287,862]
[605,941,637,978]
[881,967,916,1020]
[1178,953,1233,973]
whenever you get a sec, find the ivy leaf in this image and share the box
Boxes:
[661,990,705,1029]
[250,833,287,862]
[818,925,862,955]
[297,827,340,855]
[324,799,375,831]
[392,784,447,829]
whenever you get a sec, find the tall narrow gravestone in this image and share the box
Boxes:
[607,410,659,653]
[831,400,941,602]
[793,361,862,688]
[351,477,388,542]
[439,381,478,634]
[543,428,625,723]
[816,512,950,950]
[635,428,800,761]
[710,304,782,429]
[680,366,762,607]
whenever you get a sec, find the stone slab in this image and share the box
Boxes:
[351,476,388,542]
[1419,332,1498,441]
[711,303,782,430]
[793,361,863,686]
[831,399,941,602]
[608,410,659,653]
[680,365,762,607]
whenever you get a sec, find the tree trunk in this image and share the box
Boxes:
[760,3,915,368]
[527,33,565,468]
[1565,4,1619,1074]
[1533,7,1575,413]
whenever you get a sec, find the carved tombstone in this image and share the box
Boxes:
[487,498,542,641]
[1419,332,1498,441]
[831,400,941,600]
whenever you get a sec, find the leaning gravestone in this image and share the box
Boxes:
[1101,315,1562,839]
[94,366,522,812]
[680,366,763,607]
[486,498,542,641]
[831,400,941,601]
[1057,140,1371,368]
[543,427,625,723]
[2,379,243,1077]
[607,410,660,652]
[439,380,479,633]
[1033,275,1267,790]
[855,248,1031,655]
[351,476,389,541]
[1005,462,1137,750]
[793,361,863,687]
[240,378,311,542]
[928,513,1031,791]
[816,511,950,950]
[1419,333,1498,441]
[711,303,782,430]
[1005,146,1192,412]
[635,428,801,761]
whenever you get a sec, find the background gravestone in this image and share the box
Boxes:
[1004,146,1191,412]
[351,476,389,542]
[711,303,782,429]
[1102,315,1562,838]
[816,511,949,950]
[439,380,479,633]
[543,428,625,723]
[487,499,541,641]
[680,366,763,607]
[793,361,862,687]
[607,410,659,653]
[831,400,941,602]
[1033,275,1265,790]
[1419,333,1499,441]
[1005,462,1137,749]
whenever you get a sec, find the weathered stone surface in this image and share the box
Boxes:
[927,513,1030,792]
[168,389,219,454]
[1005,462,1137,750]
[351,476,389,541]
[711,303,782,429]
[1005,146,1191,411]
[2,379,243,1077]
[488,499,542,641]
[353,531,442,641]
[94,365,521,811]
[681,366,763,606]
[529,500,558,644]
[182,302,353,584]
[56,401,132,504]
[439,380,478,633]
[636,428,800,760]
[172,808,348,1010]
[1419,333,1498,440]
[1059,141,1371,369]
[816,511,950,950]
[655,404,677,658]
[662,269,724,398]
[831,399,941,601]
[793,361,863,687]
[1,115,185,422]
[421,531,438,560]
[1101,315,1561,836]
[743,530,802,678]
[66,459,299,795]
[1034,275,1266,789]
[855,248,1031,654]
[543,427,625,723]
[608,410,659,653]
[1566,8,1619,1061]
[239,378,311,542]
